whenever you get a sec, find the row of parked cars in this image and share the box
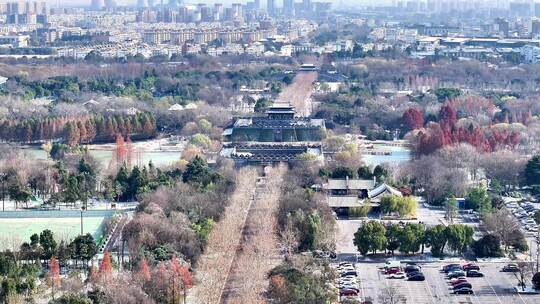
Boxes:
[383,261,425,281]
[442,263,484,295]
[336,262,360,299]
[507,201,538,235]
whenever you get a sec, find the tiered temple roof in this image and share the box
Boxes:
[220,103,326,165]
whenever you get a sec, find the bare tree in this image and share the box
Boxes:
[222,164,287,304]
[481,151,527,190]
[444,198,458,224]
[280,216,299,260]
[483,209,521,251]
[276,72,318,117]
[378,283,406,304]
[513,262,534,292]
[188,167,259,304]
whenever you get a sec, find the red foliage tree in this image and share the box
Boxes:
[170,256,193,289]
[439,104,457,128]
[99,251,113,280]
[138,256,151,282]
[169,256,193,304]
[48,256,61,298]
[402,107,424,131]
[416,124,446,155]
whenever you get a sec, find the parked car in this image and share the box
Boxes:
[339,285,359,292]
[448,270,466,279]
[453,282,472,290]
[443,264,461,272]
[341,271,358,277]
[339,268,355,274]
[466,270,484,277]
[338,267,353,273]
[408,273,425,281]
[454,287,474,294]
[340,289,359,297]
[502,264,519,272]
[384,261,401,269]
[339,264,355,270]
[462,263,479,271]
[450,278,468,286]
[404,265,421,273]
[406,270,422,278]
[389,272,406,279]
[450,276,466,284]
[339,279,357,285]
[385,267,401,275]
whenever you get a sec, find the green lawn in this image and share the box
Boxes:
[0,217,105,249]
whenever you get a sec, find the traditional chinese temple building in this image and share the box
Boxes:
[220,103,326,165]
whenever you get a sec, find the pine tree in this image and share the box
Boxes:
[65,122,80,146]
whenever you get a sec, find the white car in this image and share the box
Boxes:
[450,276,466,283]
[339,268,356,274]
[339,282,359,289]
[389,272,406,279]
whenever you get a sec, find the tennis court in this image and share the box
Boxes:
[0,217,106,249]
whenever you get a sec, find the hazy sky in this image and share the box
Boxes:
[45,0,365,7]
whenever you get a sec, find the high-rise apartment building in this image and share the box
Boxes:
[105,0,117,10]
[137,0,148,8]
[232,3,242,19]
[284,0,294,16]
[6,1,48,25]
[91,0,105,10]
[267,0,275,16]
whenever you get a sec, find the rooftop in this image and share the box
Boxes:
[220,143,323,162]
[323,178,376,191]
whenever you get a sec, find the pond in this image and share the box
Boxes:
[362,144,412,166]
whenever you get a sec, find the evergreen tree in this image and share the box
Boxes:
[39,229,57,260]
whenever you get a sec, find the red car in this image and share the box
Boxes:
[340,289,358,297]
[451,278,468,286]
[385,267,401,275]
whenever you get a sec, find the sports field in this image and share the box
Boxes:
[0,217,105,248]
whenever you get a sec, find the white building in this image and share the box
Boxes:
[0,35,29,47]
[521,45,540,63]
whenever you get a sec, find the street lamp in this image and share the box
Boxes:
[0,172,6,212]
[80,204,86,236]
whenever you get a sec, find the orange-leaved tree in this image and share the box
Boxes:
[99,251,113,281]
[170,256,193,304]
[47,256,61,300]
[138,256,151,282]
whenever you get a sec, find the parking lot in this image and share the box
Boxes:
[335,199,540,303]
[354,261,540,304]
